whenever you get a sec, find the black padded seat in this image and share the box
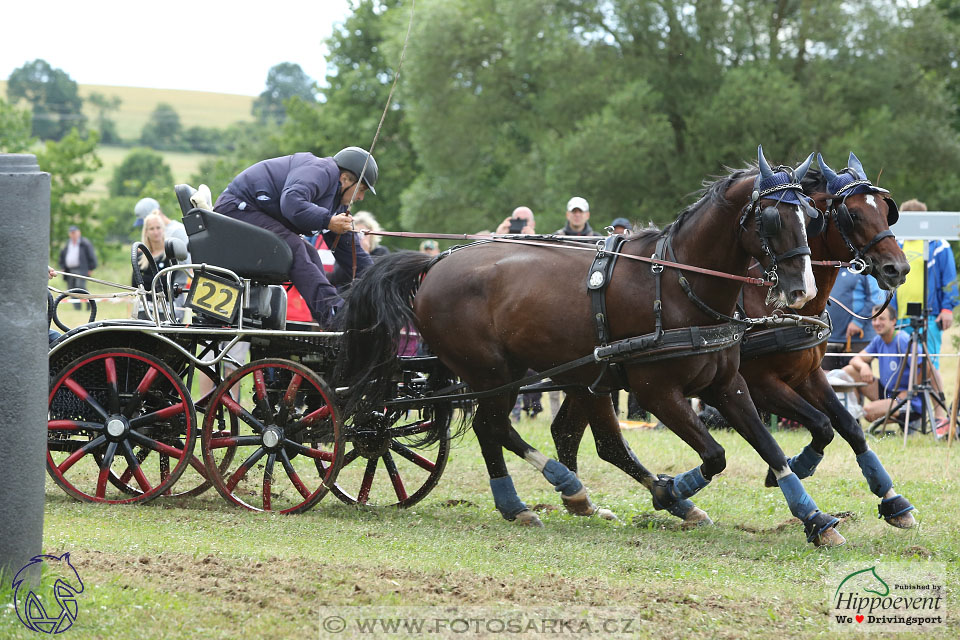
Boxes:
[175,184,293,283]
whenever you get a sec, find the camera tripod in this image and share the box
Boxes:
[868,314,953,440]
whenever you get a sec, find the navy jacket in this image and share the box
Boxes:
[224,153,345,234]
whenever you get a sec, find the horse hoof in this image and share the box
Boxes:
[561,488,596,516]
[681,506,713,529]
[763,468,778,488]
[812,527,846,548]
[886,511,917,529]
[514,510,544,527]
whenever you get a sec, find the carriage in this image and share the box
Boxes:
[46,185,454,512]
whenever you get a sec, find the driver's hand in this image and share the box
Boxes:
[329,213,354,234]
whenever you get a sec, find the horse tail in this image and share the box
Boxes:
[334,250,434,419]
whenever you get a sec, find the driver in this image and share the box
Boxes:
[213,148,377,327]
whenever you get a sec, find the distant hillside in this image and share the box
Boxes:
[0,82,254,141]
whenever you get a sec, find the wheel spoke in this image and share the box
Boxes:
[382,451,408,502]
[48,420,103,432]
[357,457,379,504]
[252,369,272,418]
[128,430,188,460]
[284,439,337,462]
[128,402,187,428]
[280,450,312,499]
[299,405,331,427]
[208,434,261,449]
[62,377,110,420]
[95,441,119,499]
[222,396,267,433]
[262,452,277,510]
[279,374,303,424]
[122,366,161,417]
[58,435,106,474]
[104,357,121,414]
[226,447,267,493]
[390,441,437,472]
[120,440,153,493]
[342,448,359,466]
[387,419,434,438]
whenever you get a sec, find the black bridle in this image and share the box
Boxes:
[826,178,897,276]
[738,180,812,287]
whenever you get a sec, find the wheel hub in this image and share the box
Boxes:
[262,427,283,450]
[354,432,391,458]
[106,417,128,439]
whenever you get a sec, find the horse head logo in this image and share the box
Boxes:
[12,552,84,634]
[835,566,890,600]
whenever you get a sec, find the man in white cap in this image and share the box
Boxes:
[134,197,190,262]
[555,196,598,236]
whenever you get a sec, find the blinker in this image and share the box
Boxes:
[760,206,781,237]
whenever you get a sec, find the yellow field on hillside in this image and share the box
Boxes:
[1,81,254,141]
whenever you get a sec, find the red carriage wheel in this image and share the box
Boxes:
[331,401,451,507]
[47,348,197,503]
[200,359,343,513]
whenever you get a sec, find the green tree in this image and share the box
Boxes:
[6,59,86,140]
[0,97,33,152]
[109,148,174,198]
[140,103,182,149]
[253,62,317,125]
[36,129,102,252]
[87,92,122,144]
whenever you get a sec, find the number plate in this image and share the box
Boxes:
[186,274,241,322]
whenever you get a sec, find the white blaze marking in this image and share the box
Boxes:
[794,205,817,306]
[865,194,877,210]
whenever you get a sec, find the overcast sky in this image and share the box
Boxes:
[1,0,353,95]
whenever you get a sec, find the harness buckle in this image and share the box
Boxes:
[847,258,867,275]
[650,254,664,274]
[766,268,779,287]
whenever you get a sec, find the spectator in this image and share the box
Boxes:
[213,148,377,327]
[893,198,958,369]
[495,206,536,235]
[47,266,60,344]
[419,240,440,256]
[555,196,599,236]
[822,271,885,370]
[134,197,191,263]
[57,225,97,310]
[843,304,947,426]
[610,217,633,235]
[133,212,188,318]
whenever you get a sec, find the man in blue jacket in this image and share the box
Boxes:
[213,147,377,327]
[823,271,885,370]
[893,199,958,368]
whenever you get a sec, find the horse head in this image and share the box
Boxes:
[812,152,909,290]
[740,145,818,308]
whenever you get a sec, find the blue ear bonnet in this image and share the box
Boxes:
[753,170,813,206]
[818,152,890,198]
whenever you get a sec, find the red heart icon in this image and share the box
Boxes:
[855,615,864,623]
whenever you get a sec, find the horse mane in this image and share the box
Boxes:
[626,165,759,242]
[800,166,828,196]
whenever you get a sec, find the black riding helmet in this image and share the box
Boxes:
[333,147,378,195]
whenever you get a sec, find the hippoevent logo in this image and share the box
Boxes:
[11,553,84,634]
[829,562,945,632]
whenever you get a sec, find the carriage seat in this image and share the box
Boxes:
[175,184,293,283]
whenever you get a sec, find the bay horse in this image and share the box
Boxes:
[551,153,915,533]
[736,153,915,527]
[336,146,843,547]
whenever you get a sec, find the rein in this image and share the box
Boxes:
[367,230,775,287]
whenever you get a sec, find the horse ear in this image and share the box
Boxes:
[758,145,774,179]
[817,152,839,184]
[794,152,814,182]
[848,152,867,180]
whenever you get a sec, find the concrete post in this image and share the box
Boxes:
[0,154,50,579]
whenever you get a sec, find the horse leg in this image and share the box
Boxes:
[550,392,589,474]
[797,369,916,528]
[702,374,845,547]
[472,395,543,527]
[749,376,835,488]
[559,390,710,525]
[637,389,727,526]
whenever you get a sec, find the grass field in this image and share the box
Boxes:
[84,144,213,202]
[1,419,958,639]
